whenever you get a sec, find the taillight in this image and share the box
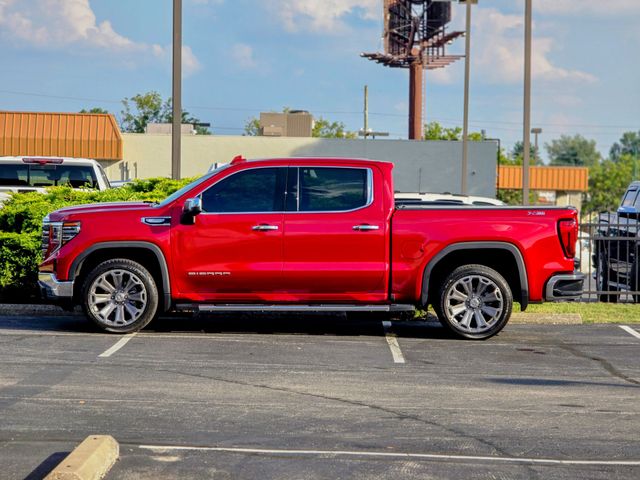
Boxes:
[558,218,577,258]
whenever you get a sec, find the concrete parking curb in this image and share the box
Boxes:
[44,435,119,480]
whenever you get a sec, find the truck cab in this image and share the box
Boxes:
[38,157,583,339]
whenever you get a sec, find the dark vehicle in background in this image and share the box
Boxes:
[594,181,640,302]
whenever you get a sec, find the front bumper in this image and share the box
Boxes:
[38,272,74,300]
[545,272,585,301]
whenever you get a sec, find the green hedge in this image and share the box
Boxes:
[0,178,193,302]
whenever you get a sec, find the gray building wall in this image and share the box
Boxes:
[104,134,498,197]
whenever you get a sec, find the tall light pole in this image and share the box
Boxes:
[172,0,182,180]
[460,0,475,195]
[531,127,542,162]
[522,0,532,205]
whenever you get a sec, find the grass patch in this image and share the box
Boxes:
[519,302,640,324]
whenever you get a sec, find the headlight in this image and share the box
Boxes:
[43,221,81,257]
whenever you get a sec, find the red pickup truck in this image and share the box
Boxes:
[38,157,584,339]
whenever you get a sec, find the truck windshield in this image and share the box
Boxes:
[622,189,638,207]
[0,163,98,188]
[156,164,231,208]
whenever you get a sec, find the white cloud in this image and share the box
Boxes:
[0,0,202,76]
[231,43,258,69]
[537,0,640,15]
[0,0,138,50]
[266,0,378,33]
[472,8,596,85]
[428,66,457,86]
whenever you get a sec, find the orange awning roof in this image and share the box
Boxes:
[0,111,122,160]
[498,165,589,192]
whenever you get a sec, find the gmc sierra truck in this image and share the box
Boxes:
[38,157,584,339]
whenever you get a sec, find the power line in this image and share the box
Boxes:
[1,88,638,131]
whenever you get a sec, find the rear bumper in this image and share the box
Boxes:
[38,272,74,300]
[545,273,585,301]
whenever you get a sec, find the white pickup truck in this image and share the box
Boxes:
[0,156,111,202]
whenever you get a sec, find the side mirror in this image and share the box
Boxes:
[181,197,202,225]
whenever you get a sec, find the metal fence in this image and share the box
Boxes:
[577,213,640,302]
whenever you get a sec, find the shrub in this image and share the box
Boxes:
[0,177,194,301]
[0,232,41,300]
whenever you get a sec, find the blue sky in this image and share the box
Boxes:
[0,0,638,160]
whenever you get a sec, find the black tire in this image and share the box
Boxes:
[595,248,618,303]
[81,258,159,333]
[434,264,513,340]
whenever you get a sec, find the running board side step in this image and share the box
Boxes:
[175,304,416,313]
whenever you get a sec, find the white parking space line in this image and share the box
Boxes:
[139,445,640,466]
[382,320,405,364]
[620,325,640,340]
[98,333,137,358]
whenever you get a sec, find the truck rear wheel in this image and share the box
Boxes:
[81,258,159,333]
[435,264,512,340]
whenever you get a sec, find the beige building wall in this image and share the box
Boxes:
[101,134,499,197]
[556,191,584,216]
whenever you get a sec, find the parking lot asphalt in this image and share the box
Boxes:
[0,312,639,479]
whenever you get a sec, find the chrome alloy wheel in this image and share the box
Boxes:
[444,275,504,334]
[88,269,148,327]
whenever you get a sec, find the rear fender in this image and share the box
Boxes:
[420,241,529,309]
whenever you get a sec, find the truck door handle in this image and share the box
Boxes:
[353,224,380,231]
[252,224,279,231]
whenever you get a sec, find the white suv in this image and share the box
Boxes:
[395,192,505,206]
[0,156,111,202]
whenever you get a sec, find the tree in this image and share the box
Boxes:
[312,118,357,139]
[545,134,600,167]
[584,154,635,214]
[244,117,261,136]
[423,121,484,141]
[120,91,210,135]
[496,189,536,206]
[423,122,462,141]
[610,131,640,162]
[80,108,110,114]
[510,141,543,165]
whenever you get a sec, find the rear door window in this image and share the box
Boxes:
[297,167,370,212]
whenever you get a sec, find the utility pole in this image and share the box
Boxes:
[461,0,473,195]
[364,85,369,138]
[359,85,389,140]
[522,0,532,205]
[171,0,182,180]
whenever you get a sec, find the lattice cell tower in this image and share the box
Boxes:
[362,0,464,139]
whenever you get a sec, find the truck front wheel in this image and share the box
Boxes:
[435,264,512,340]
[81,258,159,333]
